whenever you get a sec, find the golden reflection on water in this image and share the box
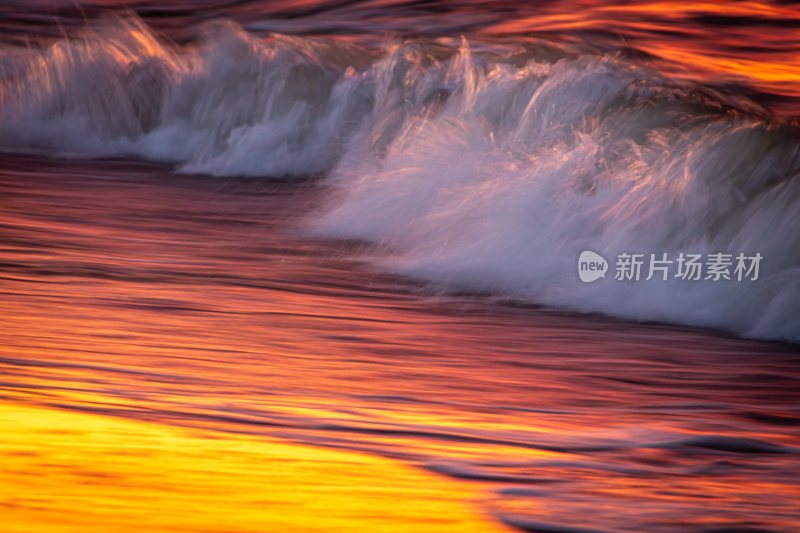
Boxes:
[0,401,509,533]
[481,1,800,110]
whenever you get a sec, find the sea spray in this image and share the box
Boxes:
[1,18,799,341]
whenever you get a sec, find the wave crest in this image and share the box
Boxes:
[2,18,799,341]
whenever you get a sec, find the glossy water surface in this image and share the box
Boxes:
[1,156,798,532]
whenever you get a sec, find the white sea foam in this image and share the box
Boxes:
[1,19,799,341]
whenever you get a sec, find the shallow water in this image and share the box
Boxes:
[0,401,506,533]
[1,156,799,532]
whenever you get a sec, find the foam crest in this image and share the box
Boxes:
[2,18,798,340]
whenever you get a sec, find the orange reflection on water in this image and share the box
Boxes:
[483,1,800,112]
[1,156,799,532]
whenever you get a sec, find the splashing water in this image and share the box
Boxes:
[1,17,798,341]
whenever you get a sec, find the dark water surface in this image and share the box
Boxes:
[1,156,799,532]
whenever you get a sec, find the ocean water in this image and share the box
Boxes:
[1,2,800,532]
[2,2,800,341]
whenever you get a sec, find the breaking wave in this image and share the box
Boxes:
[1,18,799,341]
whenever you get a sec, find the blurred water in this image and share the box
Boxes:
[2,16,800,341]
[2,2,800,530]
[1,156,798,532]
[2,1,800,114]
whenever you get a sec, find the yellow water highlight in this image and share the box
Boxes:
[0,401,510,533]
[481,1,800,109]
